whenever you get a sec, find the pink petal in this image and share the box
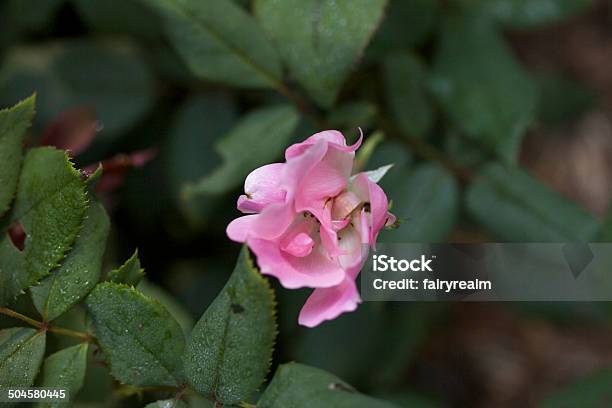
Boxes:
[331,191,362,220]
[351,173,393,248]
[281,232,314,257]
[285,130,363,159]
[226,215,258,242]
[302,200,344,259]
[386,212,397,227]
[249,238,345,289]
[285,130,345,159]
[281,139,328,197]
[237,163,286,213]
[295,149,350,207]
[298,278,361,328]
[337,222,368,277]
[250,201,295,240]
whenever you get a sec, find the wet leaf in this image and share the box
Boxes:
[144,0,282,88]
[138,279,194,335]
[86,282,186,387]
[0,95,35,218]
[37,343,88,407]
[0,147,87,306]
[183,247,276,404]
[254,0,387,108]
[258,363,398,408]
[0,327,46,388]
[145,400,187,408]
[107,250,144,286]
[31,201,110,321]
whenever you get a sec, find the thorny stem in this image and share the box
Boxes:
[0,307,94,342]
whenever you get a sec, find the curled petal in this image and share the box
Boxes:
[298,278,361,328]
[237,163,286,213]
[249,238,345,289]
[285,129,363,159]
[386,212,397,227]
[226,215,258,243]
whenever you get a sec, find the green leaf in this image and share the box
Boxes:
[0,41,155,139]
[465,163,600,241]
[183,105,299,197]
[183,247,276,405]
[258,363,398,408]
[0,327,46,388]
[138,279,194,335]
[0,147,87,306]
[380,163,459,242]
[0,95,35,218]
[469,0,593,29]
[85,282,186,387]
[540,368,612,408]
[383,53,433,139]
[163,94,236,227]
[145,400,187,408]
[37,343,88,407]
[144,0,282,88]
[107,250,145,286]
[31,201,110,321]
[254,0,387,108]
[165,95,236,197]
[431,14,537,162]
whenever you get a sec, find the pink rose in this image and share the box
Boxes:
[227,130,395,327]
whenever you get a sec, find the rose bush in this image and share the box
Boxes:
[227,130,395,327]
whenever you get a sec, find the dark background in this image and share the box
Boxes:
[1,0,612,406]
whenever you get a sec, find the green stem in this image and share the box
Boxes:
[0,307,93,342]
[0,307,41,327]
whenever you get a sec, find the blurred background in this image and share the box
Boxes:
[1,0,612,406]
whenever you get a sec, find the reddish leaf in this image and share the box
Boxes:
[84,148,157,193]
[41,108,98,156]
[8,221,25,251]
